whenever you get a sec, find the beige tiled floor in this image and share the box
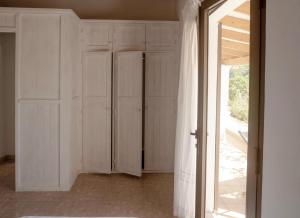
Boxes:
[0,162,176,218]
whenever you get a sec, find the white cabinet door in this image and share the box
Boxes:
[83,52,112,173]
[144,97,177,171]
[19,14,61,99]
[18,102,60,188]
[17,13,62,190]
[144,52,179,172]
[113,23,145,51]
[82,22,113,49]
[145,52,179,97]
[114,52,143,177]
[146,23,179,51]
[0,13,16,27]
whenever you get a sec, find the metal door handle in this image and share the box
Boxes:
[190,130,198,138]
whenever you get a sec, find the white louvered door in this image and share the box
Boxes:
[114,52,143,177]
[83,51,112,174]
[144,52,179,172]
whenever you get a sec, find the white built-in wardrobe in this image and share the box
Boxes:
[81,20,179,176]
[0,7,179,191]
[0,8,82,191]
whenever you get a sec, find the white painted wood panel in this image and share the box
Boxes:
[83,22,113,49]
[114,52,143,177]
[85,53,109,97]
[15,10,81,191]
[71,97,82,175]
[144,97,177,172]
[0,13,16,27]
[84,98,111,173]
[83,52,111,173]
[117,53,143,97]
[144,52,179,172]
[145,52,179,97]
[60,14,81,190]
[113,23,145,51]
[19,14,61,99]
[18,102,60,188]
[146,23,178,51]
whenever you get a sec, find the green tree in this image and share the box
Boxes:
[228,65,249,122]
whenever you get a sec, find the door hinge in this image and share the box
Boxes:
[191,129,199,148]
[112,159,116,170]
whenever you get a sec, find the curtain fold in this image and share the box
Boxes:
[174,0,200,217]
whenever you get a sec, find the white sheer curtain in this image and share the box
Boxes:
[174,0,200,217]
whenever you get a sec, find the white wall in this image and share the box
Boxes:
[177,0,186,19]
[262,0,300,217]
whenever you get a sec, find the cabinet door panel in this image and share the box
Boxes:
[146,52,179,97]
[19,14,60,99]
[19,102,60,187]
[114,24,145,51]
[85,53,109,97]
[116,53,143,97]
[0,13,16,27]
[144,97,177,172]
[84,98,111,173]
[83,52,111,173]
[114,52,143,177]
[116,97,142,176]
[146,23,179,51]
[83,22,113,49]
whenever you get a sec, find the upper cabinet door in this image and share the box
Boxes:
[114,52,143,177]
[113,23,146,51]
[0,13,16,28]
[19,14,61,99]
[83,52,112,174]
[82,22,113,49]
[145,52,179,97]
[146,23,179,51]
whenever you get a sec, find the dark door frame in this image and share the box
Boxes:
[195,0,266,217]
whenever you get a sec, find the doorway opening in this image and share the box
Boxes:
[0,32,16,190]
[205,1,250,218]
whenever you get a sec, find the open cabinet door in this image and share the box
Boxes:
[83,51,112,174]
[114,51,143,177]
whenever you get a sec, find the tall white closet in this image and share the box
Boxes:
[0,8,82,191]
[81,20,179,176]
[0,5,178,191]
[0,6,179,191]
